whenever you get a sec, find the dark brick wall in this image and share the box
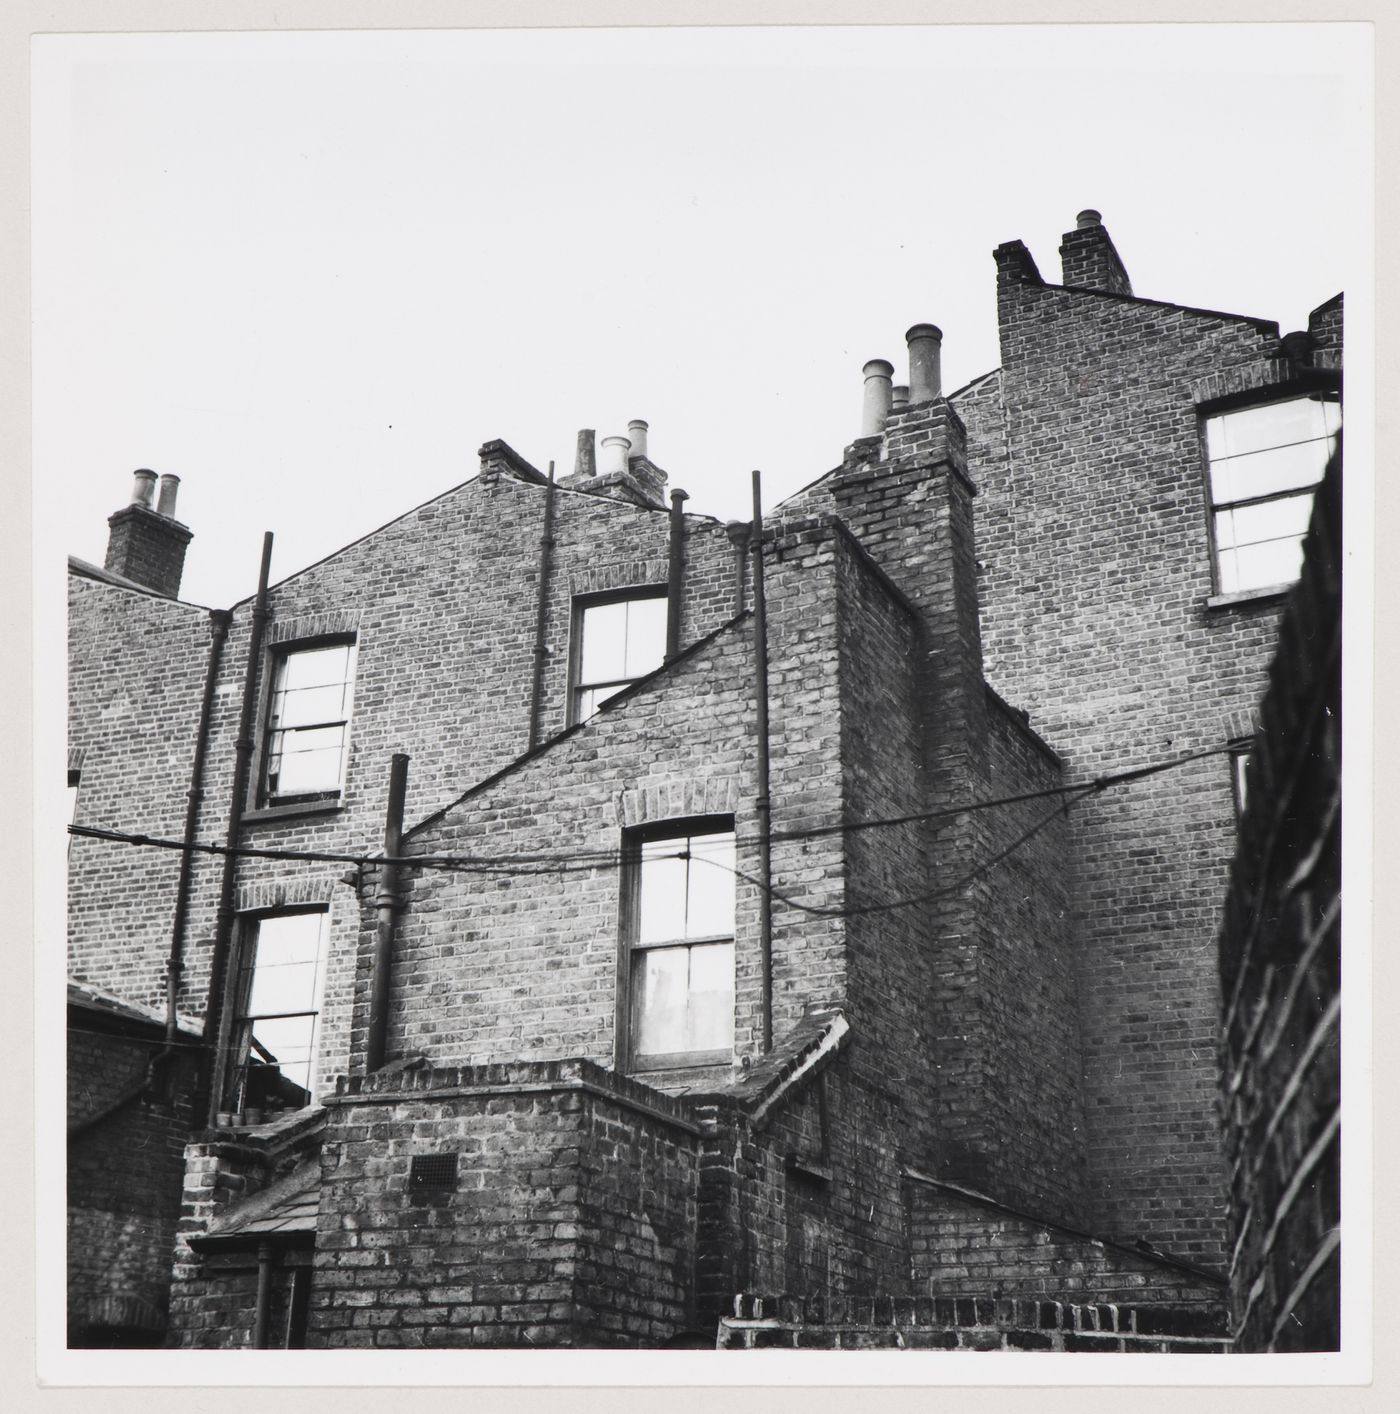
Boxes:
[1219,450,1341,1352]
[907,1183,1223,1309]
[67,1024,198,1345]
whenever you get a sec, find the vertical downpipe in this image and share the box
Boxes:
[365,752,410,1074]
[750,471,774,1054]
[665,488,689,661]
[252,1240,274,1348]
[153,607,231,1088]
[528,462,557,750]
[205,532,275,1127]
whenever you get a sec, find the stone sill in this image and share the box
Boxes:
[1204,584,1291,613]
[241,799,344,826]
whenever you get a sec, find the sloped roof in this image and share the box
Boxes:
[189,1157,321,1251]
[68,977,203,1039]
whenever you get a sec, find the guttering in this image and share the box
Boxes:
[204,532,275,1126]
[151,608,231,1090]
[365,753,410,1073]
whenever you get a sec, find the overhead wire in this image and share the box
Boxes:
[66,741,1239,920]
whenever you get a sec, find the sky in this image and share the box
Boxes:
[32,23,1372,609]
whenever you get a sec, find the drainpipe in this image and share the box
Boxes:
[527,463,557,750]
[665,488,689,661]
[150,606,231,1094]
[204,532,274,1127]
[749,471,773,1054]
[725,521,750,614]
[252,1240,274,1348]
[365,752,410,1074]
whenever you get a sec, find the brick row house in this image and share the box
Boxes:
[66,211,1342,1350]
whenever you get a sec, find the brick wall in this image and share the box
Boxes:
[1219,449,1341,1352]
[968,224,1336,1263]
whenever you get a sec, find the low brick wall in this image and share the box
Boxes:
[308,1060,700,1348]
[717,1293,1230,1352]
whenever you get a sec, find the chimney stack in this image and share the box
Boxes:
[627,419,650,462]
[1059,208,1132,296]
[905,324,944,405]
[860,359,894,438]
[600,435,632,476]
[104,469,193,598]
[574,429,597,478]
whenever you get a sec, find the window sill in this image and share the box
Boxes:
[1205,584,1292,612]
[241,799,344,826]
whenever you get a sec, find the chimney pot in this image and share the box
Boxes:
[574,429,597,478]
[905,324,944,405]
[600,435,632,476]
[891,385,910,410]
[156,473,181,518]
[627,419,650,462]
[1076,208,1103,229]
[860,359,895,438]
[130,469,157,509]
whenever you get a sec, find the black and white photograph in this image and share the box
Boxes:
[25,8,1375,1391]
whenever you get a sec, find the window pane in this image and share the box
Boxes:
[1215,493,1314,552]
[246,914,326,1017]
[274,681,350,728]
[579,601,629,684]
[247,1014,318,1097]
[270,725,347,794]
[622,596,667,679]
[638,838,688,943]
[1208,440,1330,507]
[686,832,736,937]
[633,946,689,1057]
[278,644,352,691]
[684,942,735,1052]
[1206,397,1333,460]
[1232,537,1305,592]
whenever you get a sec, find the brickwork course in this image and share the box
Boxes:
[67,209,1342,1350]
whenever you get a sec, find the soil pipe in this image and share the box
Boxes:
[204,532,274,1127]
[150,606,231,1093]
[749,470,773,1054]
[527,463,557,750]
[665,488,689,661]
[252,1240,274,1348]
[365,752,410,1074]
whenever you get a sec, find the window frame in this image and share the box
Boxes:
[1199,389,1340,599]
[615,815,737,1073]
[1229,738,1253,825]
[224,906,330,1117]
[567,586,668,726]
[255,635,358,810]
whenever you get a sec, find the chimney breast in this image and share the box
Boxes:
[860,359,894,438]
[905,325,944,405]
